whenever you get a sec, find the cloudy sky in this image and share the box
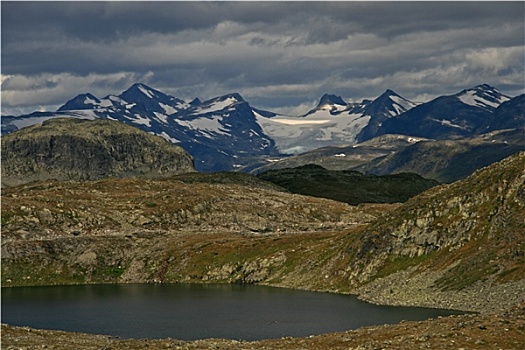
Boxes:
[2,1,524,116]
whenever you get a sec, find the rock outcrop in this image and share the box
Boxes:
[1,118,195,187]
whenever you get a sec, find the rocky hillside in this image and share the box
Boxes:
[2,153,524,314]
[348,151,525,311]
[1,170,396,287]
[0,172,380,240]
[1,118,195,187]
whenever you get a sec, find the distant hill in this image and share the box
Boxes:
[250,134,427,174]
[1,118,195,187]
[355,128,525,183]
[257,164,439,205]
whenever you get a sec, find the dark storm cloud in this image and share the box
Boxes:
[1,1,524,115]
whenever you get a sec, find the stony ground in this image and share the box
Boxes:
[2,302,524,350]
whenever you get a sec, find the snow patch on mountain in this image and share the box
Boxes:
[267,117,330,125]
[256,109,371,154]
[458,90,510,109]
[195,97,238,114]
[429,118,468,130]
[157,131,180,143]
[153,112,169,124]
[131,114,152,127]
[84,96,98,105]
[159,102,179,115]
[175,115,229,136]
[389,95,417,115]
[137,84,155,98]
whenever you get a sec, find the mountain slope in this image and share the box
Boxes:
[355,128,525,183]
[1,118,195,187]
[485,94,525,132]
[350,152,525,304]
[170,93,277,171]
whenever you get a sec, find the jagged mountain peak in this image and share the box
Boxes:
[58,93,101,111]
[119,83,169,101]
[375,88,411,102]
[195,93,247,112]
[355,90,416,142]
[456,83,510,111]
[317,94,347,107]
[115,83,186,114]
[189,97,202,106]
[301,93,351,118]
[364,89,416,117]
[382,89,397,96]
[456,83,501,97]
[215,92,245,103]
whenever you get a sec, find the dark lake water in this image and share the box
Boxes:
[1,283,464,341]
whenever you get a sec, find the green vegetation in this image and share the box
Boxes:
[373,253,431,280]
[257,164,439,205]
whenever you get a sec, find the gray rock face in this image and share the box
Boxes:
[1,118,195,186]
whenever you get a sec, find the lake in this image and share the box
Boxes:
[1,283,464,340]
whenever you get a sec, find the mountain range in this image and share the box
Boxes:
[2,83,522,172]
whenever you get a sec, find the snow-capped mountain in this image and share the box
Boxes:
[373,84,511,140]
[167,93,277,171]
[1,83,517,172]
[3,84,278,172]
[96,87,278,172]
[255,91,416,154]
[254,100,370,154]
[356,89,418,142]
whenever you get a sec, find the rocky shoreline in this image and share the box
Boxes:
[354,267,525,314]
